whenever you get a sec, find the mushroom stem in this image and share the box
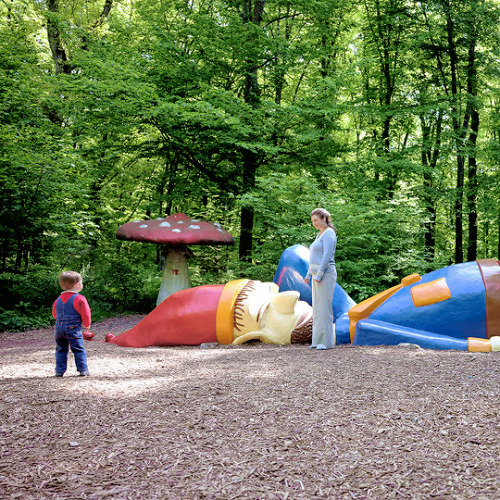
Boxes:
[157,247,192,305]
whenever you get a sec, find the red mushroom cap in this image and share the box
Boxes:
[116,213,234,246]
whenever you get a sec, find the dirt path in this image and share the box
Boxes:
[1,316,500,499]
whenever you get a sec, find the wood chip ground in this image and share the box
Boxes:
[1,316,500,499]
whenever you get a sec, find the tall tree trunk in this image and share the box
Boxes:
[466,114,479,263]
[46,0,73,74]
[420,111,442,262]
[454,158,465,263]
[466,36,479,262]
[238,0,265,261]
[159,153,179,217]
[444,3,468,264]
[238,144,258,261]
[364,0,402,199]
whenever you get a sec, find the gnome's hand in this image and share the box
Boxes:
[232,327,294,346]
[232,331,265,345]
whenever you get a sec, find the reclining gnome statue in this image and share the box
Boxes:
[106,244,500,353]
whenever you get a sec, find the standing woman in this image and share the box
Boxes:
[304,208,337,349]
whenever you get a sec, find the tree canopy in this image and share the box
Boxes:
[1,0,499,330]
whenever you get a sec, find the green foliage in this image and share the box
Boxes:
[0,306,53,333]
[1,0,500,331]
[0,271,60,332]
[332,197,426,301]
[0,260,159,332]
[83,257,158,316]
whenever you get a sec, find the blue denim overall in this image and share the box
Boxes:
[55,294,89,375]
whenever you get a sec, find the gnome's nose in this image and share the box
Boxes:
[271,291,300,314]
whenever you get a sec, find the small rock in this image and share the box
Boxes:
[397,343,422,349]
[200,343,219,349]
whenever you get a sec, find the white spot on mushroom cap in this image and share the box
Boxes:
[177,221,185,224]
[188,225,201,229]
[159,222,171,227]
[139,224,148,228]
[172,229,182,233]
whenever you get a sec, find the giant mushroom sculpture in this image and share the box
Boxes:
[116,213,234,305]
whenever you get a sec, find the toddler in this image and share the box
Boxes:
[52,271,91,377]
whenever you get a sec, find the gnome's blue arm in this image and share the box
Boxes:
[352,318,468,350]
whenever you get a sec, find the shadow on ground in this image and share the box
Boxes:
[1,316,500,499]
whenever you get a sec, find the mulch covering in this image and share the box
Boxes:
[1,315,500,499]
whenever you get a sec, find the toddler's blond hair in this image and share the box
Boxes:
[59,271,82,290]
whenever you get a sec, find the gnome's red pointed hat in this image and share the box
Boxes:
[106,280,249,347]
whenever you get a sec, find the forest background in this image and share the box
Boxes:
[1,0,500,332]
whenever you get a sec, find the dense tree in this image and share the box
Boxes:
[1,0,500,330]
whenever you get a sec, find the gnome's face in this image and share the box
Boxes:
[232,281,312,345]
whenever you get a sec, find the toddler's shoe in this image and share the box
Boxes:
[79,371,91,377]
[316,345,327,350]
[55,373,64,377]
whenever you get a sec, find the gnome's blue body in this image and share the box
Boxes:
[274,245,500,351]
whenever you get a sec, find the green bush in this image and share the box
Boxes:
[0,305,53,332]
[0,271,60,331]
[0,259,159,332]
[83,257,158,315]
[0,271,61,311]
